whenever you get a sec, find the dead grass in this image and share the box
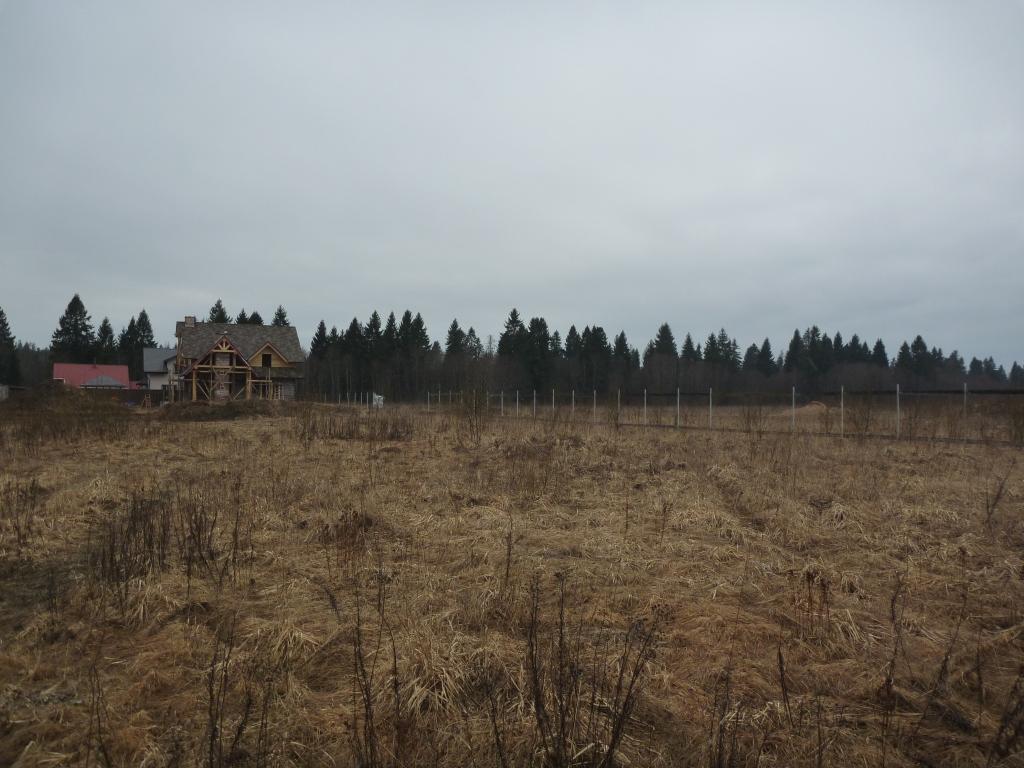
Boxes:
[1,401,1023,766]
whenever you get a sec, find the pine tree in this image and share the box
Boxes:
[680,333,700,362]
[909,335,932,379]
[968,357,984,377]
[272,305,289,327]
[0,306,20,385]
[248,310,264,325]
[445,319,466,356]
[465,328,483,359]
[95,318,117,364]
[895,341,913,374]
[564,326,582,358]
[612,332,630,362]
[310,321,329,359]
[364,311,384,360]
[136,310,155,348]
[871,339,888,368]
[946,351,966,376]
[525,317,552,390]
[783,330,803,372]
[742,344,759,371]
[382,313,399,358]
[397,311,414,354]
[1010,362,1024,387]
[497,309,527,358]
[410,313,430,352]
[653,323,677,356]
[756,338,776,376]
[208,299,229,323]
[833,332,845,364]
[549,330,562,357]
[51,294,96,363]
[118,317,139,359]
[235,309,249,324]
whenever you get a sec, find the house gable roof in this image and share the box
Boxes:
[143,347,176,373]
[175,322,305,363]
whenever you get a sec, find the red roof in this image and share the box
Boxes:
[53,363,133,389]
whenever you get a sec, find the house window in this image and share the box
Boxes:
[262,353,272,368]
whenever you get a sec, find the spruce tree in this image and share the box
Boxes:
[382,313,399,358]
[653,323,677,356]
[783,330,802,372]
[272,305,289,327]
[445,319,466,355]
[742,344,759,371]
[310,321,329,359]
[51,294,96,363]
[0,306,20,385]
[410,313,430,352]
[208,299,229,323]
[895,341,914,374]
[871,339,888,367]
[1010,362,1024,387]
[248,310,264,325]
[612,332,630,362]
[756,338,776,376]
[235,309,249,324]
[95,318,117,364]
[564,326,582,358]
[465,328,483,359]
[968,357,983,377]
[497,309,527,358]
[136,310,156,348]
[680,333,700,362]
[549,330,563,357]
[364,311,384,360]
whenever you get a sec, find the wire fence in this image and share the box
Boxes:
[422,386,1024,446]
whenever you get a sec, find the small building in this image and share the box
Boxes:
[53,363,132,389]
[173,317,305,402]
[143,347,177,391]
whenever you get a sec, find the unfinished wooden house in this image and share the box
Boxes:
[173,316,305,402]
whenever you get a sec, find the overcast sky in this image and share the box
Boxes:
[1,1,1021,363]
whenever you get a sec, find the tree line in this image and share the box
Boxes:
[305,307,1023,400]
[1,298,1021,396]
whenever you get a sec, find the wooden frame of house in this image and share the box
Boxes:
[172,317,305,402]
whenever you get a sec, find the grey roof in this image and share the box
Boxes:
[143,347,176,373]
[175,321,306,364]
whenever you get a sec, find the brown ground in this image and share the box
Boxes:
[1,398,1023,767]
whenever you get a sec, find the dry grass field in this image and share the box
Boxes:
[1,394,1023,767]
